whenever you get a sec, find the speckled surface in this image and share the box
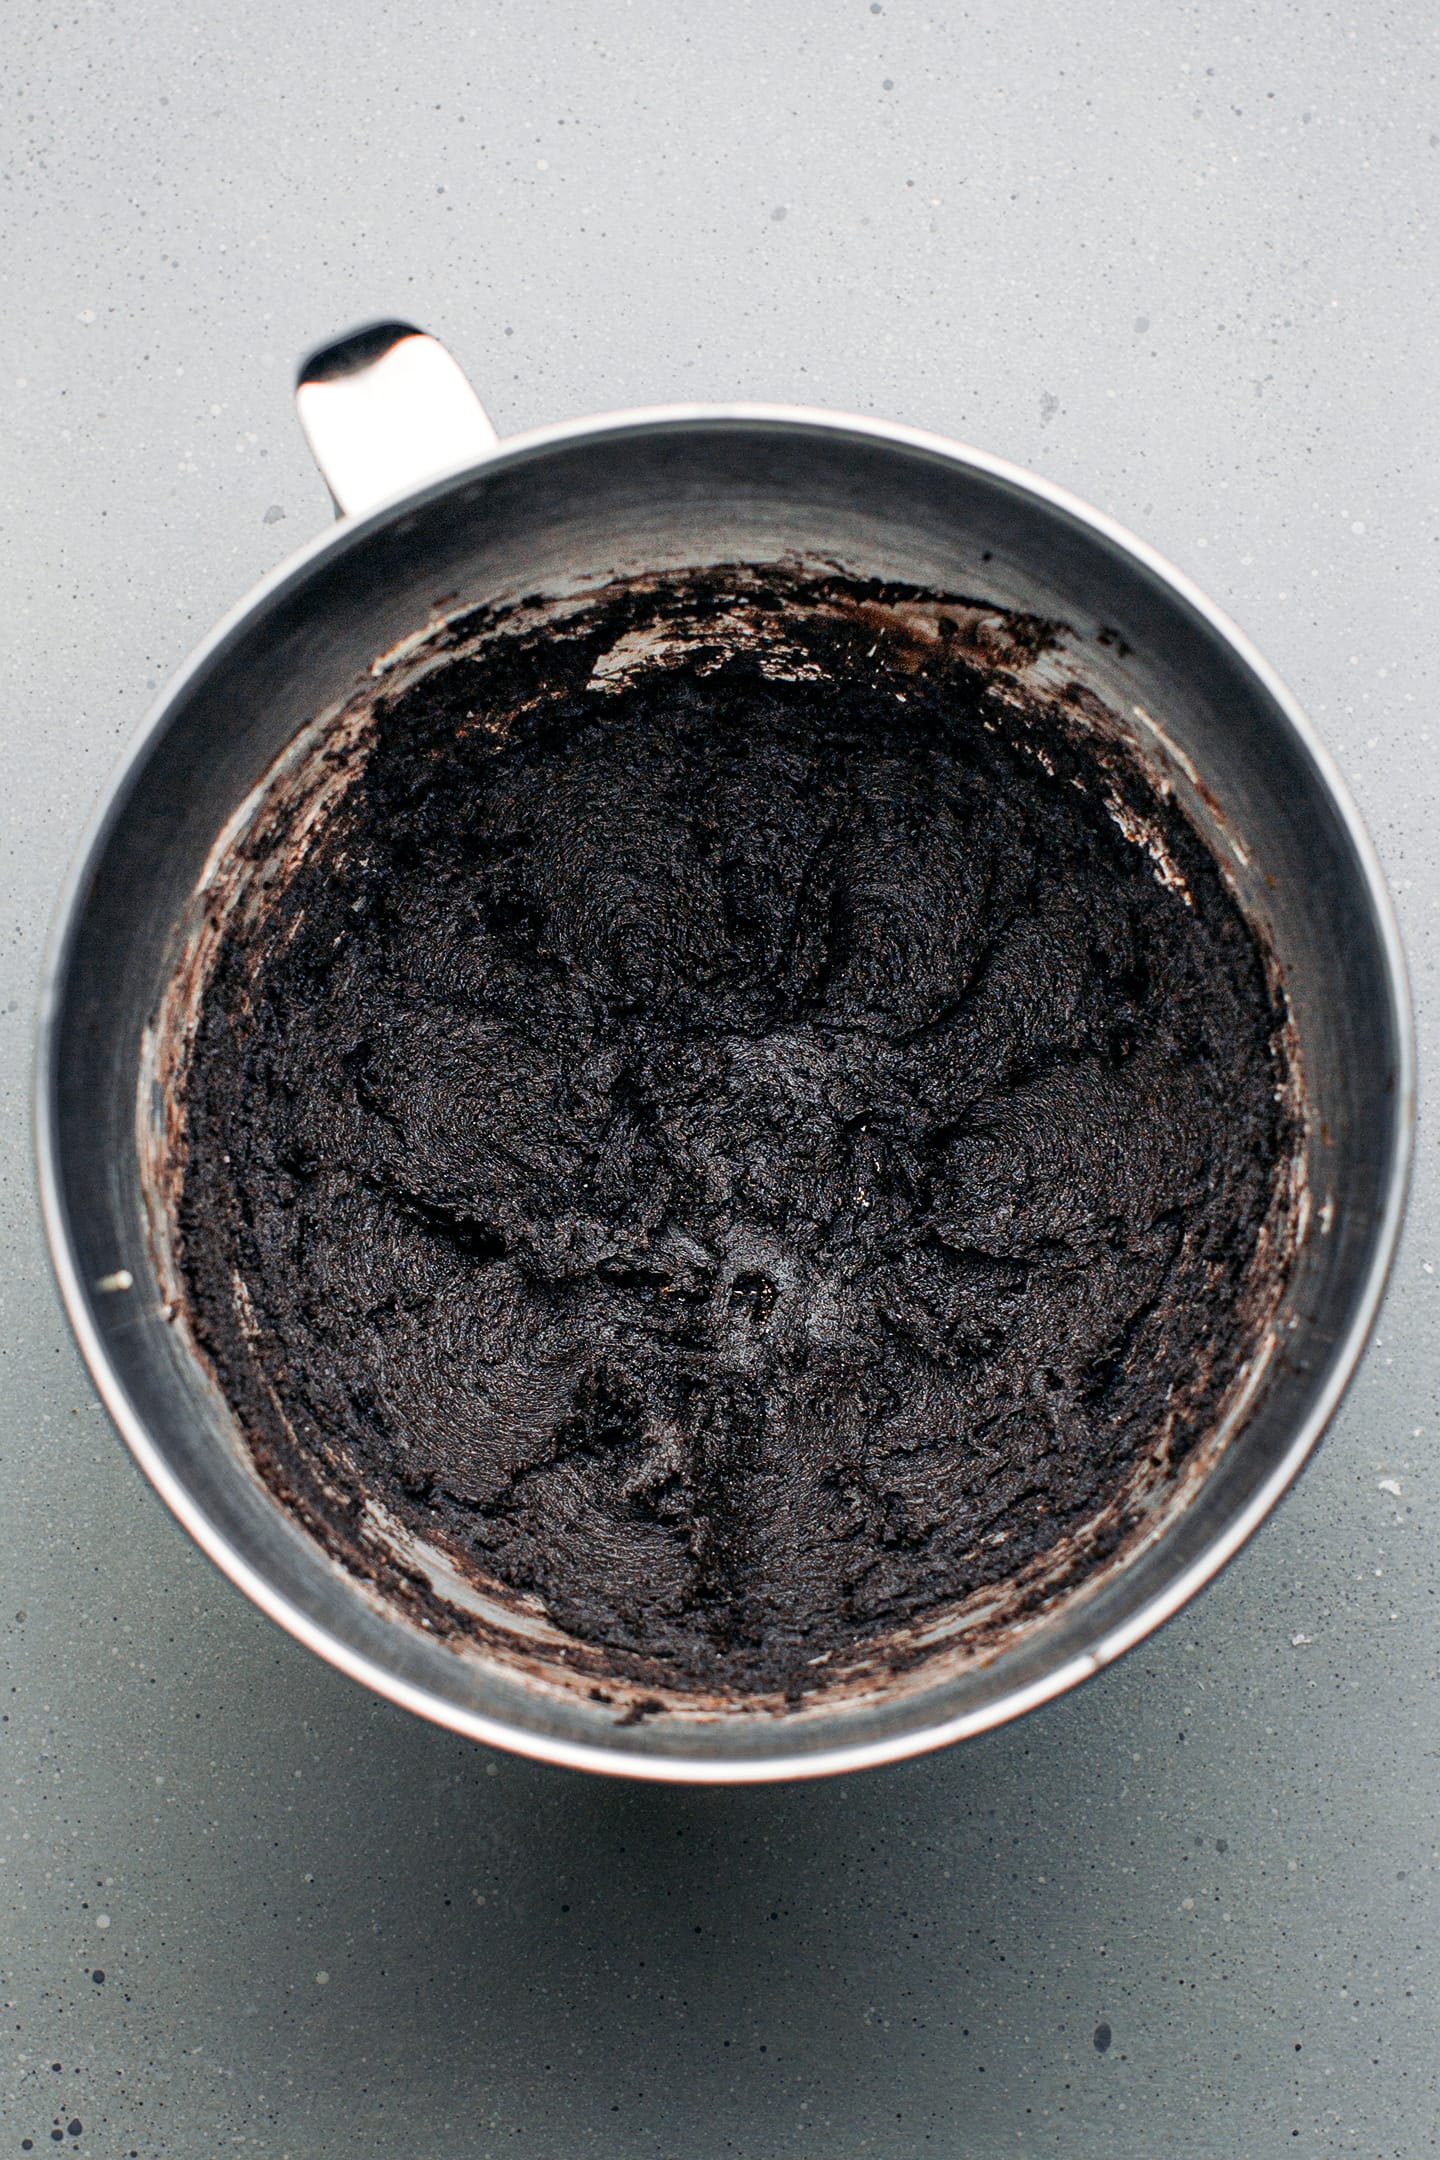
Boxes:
[1,2,1436,2153]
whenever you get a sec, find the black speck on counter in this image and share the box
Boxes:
[176,572,1291,1700]
[1094,2022,1113,2053]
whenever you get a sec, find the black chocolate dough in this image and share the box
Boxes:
[178,588,1286,1696]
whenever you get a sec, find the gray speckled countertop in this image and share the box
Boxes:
[3,3,1437,2154]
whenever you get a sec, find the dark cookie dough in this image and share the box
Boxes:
[177,586,1287,1697]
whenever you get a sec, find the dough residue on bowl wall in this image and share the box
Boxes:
[140,566,1306,1720]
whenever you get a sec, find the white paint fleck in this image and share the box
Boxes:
[315,1970,329,1985]
[1291,1633,1313,1646]
[95,1914,110,1930]
[1378,1478,1402,1497]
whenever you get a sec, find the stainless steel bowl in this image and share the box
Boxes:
[36,324,1414,1781]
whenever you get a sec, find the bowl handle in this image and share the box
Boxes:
[294,321,499,519]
